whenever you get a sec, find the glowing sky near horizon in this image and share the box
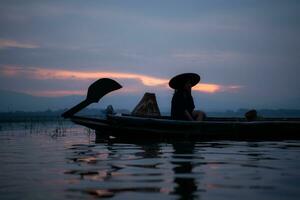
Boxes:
[0,65,233,96]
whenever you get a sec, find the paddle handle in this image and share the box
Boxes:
[62,99,90,118]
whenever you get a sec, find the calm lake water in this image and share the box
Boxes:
[0,120,300,200]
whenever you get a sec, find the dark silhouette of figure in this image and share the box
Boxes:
[131,92,161,117]
[169,73,206,121]
[245,109,258,121]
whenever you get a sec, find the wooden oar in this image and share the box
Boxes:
[62,78,122,118]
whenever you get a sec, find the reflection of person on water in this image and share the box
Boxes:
[169,73,206,121]
[172,142,198,199]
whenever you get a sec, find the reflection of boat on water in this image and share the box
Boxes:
[66,140,201,199]
[63,78,300,141]
[71,114,300,141]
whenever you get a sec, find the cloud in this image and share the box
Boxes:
[1,66,168,86]
[0,65,241,96]
[0,39,39,49]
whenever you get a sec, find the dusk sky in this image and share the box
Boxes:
[0,0,300,111]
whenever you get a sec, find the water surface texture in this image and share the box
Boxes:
[0,121,300,200]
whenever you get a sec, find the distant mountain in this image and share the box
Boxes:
[1,108,300,122]
[0,90,83,112]
[1,90,300,119]
[0,90,139,112]
[1,89,299,113]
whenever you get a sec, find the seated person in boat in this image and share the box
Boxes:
[245,109,261,121]
[169,73,206,121]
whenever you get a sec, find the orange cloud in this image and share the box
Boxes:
[1,65,22,76]
[193,83,220,93]
[0,66,241,95]
[0,39,39,49]
[32,68,169,87]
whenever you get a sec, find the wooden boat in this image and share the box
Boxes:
[70,114,300,141]
[63,78,300,141]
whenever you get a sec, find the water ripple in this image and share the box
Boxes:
[1,123,300,199]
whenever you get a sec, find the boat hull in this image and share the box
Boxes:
[70,115,300,141]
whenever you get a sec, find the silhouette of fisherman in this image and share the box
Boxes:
[169,73,206,121]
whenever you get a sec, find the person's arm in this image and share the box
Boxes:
[184,110,194,121]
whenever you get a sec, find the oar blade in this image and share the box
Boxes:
[87,78,122,103]
[62,78,122,118]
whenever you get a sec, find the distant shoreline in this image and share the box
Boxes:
[1,108,300,122]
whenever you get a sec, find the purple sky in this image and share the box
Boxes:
[0,0,300,111]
